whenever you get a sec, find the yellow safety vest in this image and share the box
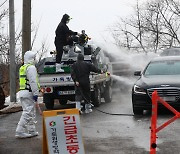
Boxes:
[19,64,40,91]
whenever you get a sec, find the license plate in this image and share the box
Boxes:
[58,90,75,95]
[162,96,176,102]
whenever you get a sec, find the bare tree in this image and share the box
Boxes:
[111,0,147,52]
[0,4,9,63]
[0,0,23,64]
[111,0,180,53]
[0,1,49,96]
[31,19,50,63]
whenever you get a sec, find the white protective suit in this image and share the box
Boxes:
[15,51,40,138]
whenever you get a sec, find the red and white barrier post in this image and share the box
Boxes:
[150,90,180,154]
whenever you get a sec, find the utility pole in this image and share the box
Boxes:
[9,0,16,102]
[22,0,31,60]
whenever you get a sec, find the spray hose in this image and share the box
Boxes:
[94,108,134,116]
[78,86,134,117]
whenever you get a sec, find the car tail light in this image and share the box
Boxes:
[42,87,53,93]
[46,87,51,93]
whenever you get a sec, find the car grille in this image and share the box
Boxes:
[147,88,180,101]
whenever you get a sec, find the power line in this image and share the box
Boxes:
[0,0,8,8]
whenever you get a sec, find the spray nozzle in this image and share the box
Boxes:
[106,72,110,76]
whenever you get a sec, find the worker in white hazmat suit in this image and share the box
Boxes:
[15,50,40,138]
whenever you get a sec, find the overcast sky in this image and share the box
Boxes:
[12,0,139,51]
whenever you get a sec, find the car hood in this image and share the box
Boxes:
[135,75,180,89]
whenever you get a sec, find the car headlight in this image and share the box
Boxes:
[133,85,146,94]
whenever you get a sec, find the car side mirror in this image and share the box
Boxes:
[134,71,141,76]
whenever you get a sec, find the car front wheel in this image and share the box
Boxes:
[133,106,143,115]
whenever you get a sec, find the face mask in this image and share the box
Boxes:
[33,57,38,65]
[66,19,70,24]
[66,17,72,24]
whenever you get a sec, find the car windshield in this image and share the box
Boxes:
[144,60,180,76]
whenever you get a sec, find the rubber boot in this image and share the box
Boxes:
[85,103,93,114]
[27,122,39,137]
[56,63,64,72]
[15,125,32,138]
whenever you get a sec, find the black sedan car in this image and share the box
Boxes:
[132,56,180,115]
[160,47,180,56]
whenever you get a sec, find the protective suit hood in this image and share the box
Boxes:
[24,51,36,64]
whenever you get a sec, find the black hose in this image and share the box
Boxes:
[78,87,134,116]
[94,108,134,116]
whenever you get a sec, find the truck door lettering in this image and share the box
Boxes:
[60,77,64,81]
[53,78,58,82]
[66,76,72,81]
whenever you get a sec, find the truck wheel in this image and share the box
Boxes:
[43,94,54,110]
[91,86,101,107]
[104,83,112,103]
